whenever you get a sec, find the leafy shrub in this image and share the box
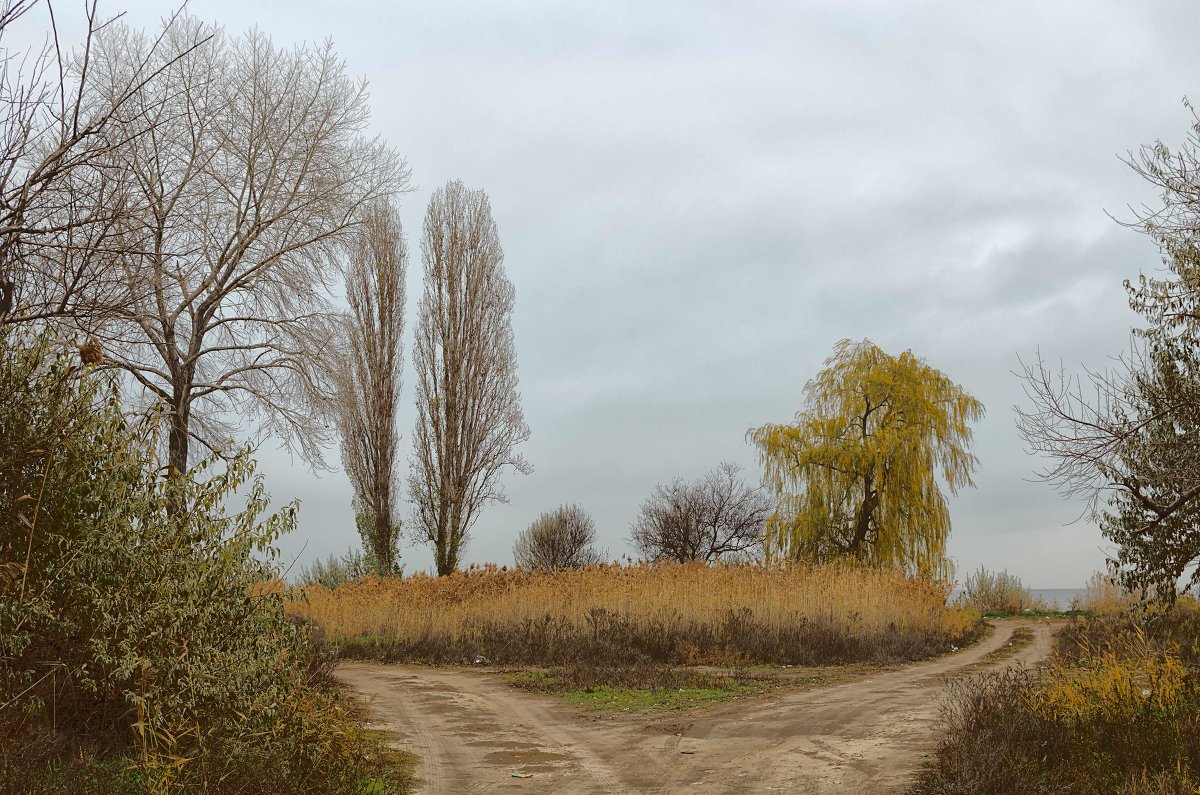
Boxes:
[0,328,409,793]
[298,547,380,589]
[288,614,341,692]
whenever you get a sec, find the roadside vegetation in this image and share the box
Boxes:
[290,561,982,668]
[0,331,413,793]
[1070,571,1146,613]
[913,603,1200,795]
[0,1,415,789]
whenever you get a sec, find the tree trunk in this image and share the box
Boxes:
[435,534,456,576]
[164,383,191,517]
[373,512,395,573]
[167,411,189,477]
[849,471,877,558]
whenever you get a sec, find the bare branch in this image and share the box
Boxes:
[630,462,771,564]
[408,180,531,575]
[75,16,410,475]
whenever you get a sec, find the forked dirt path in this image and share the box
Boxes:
[338,619,1059,794]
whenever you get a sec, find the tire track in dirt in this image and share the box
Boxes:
[338,619,1060,794]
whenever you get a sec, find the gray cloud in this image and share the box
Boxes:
[91,0,1200,585]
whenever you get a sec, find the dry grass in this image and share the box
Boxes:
[911,604,1200,795]
[1070,571,1140,613]
[1068,571,1200,614]
[288,561,980,666]
[959,566,1047,614]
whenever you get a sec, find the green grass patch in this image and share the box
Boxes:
[952,626,1037,676]
[981,627,1035,662]
[982,609,1089,619]
[556,682,762,711]
[508,665,779,713]
[353,734,417,794]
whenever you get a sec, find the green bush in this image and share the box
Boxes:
[0,328,409,793]
[298,547,387,590]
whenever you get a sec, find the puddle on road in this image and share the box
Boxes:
[484,749,569,768]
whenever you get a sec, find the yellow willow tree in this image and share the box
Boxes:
[749,339,984,577]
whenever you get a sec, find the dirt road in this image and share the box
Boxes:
[338,619,1058,794]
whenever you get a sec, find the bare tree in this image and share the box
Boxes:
[82,17,407,476]
[513,504,605,570]
[409,179,530,575]
[0,1,208,328]
[630,462,772,563]
[1015,350,1144,516]
[335,201,406,574]
[1017,103,1200,599]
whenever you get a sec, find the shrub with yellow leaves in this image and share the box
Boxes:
[913,606,1200,795]
[1032,627,1193,722]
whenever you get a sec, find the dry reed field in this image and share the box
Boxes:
[1069,571,1142,613]
[288,561,981,666]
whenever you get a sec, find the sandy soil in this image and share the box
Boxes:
[338,619,1059,794]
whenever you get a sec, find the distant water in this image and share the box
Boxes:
[950,587,1086,610]
[1029,588,1086,610]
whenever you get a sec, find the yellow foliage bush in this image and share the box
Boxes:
[1032,627,1192,722]
[915,607,1200,794]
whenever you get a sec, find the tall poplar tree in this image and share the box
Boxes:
[750,339,983,577]
[336,201,406,574]
[409,180,530,575]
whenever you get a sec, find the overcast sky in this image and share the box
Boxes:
[29,0,1200,586]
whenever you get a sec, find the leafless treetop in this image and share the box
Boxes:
[630,462,772,564]
[0,1,209,328]
[409,179,531,575]
[83,16,408,472]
